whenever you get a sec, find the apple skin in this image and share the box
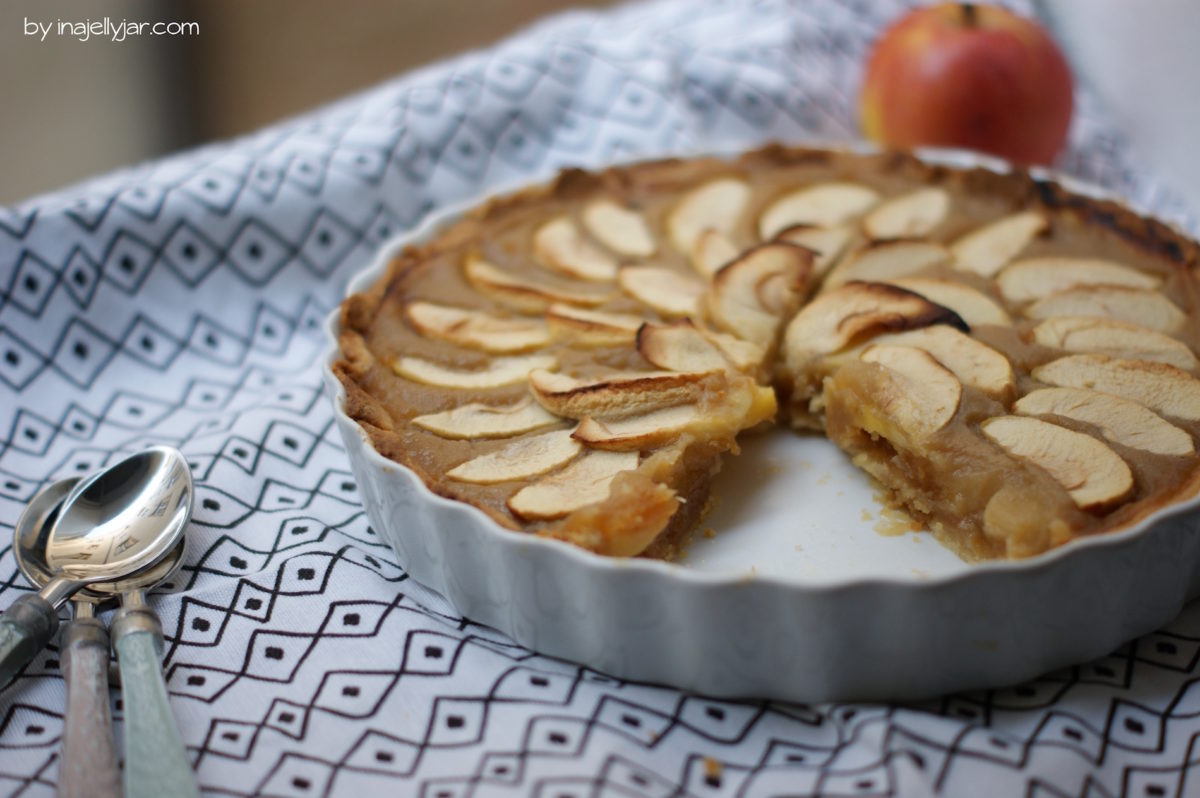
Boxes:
[859,3,1074,165]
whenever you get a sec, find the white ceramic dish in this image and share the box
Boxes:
[322,146,1200,702]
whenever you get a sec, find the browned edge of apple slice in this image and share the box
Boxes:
[528,368,720,419]
[782,280,967,373]
[886,277,1012,327]
[708,241,813,349]
[546,304,645,346]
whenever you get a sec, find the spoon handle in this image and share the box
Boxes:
[111,606,199,798]
[0,593,59,688]
[58,616,120,798]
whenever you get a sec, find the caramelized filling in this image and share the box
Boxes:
[335,145,1200,561]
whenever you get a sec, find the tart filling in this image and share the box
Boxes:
[334,145,1200,561]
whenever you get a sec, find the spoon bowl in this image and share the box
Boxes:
[15,477,187,603]
[47,446,191,586]
[13,478,80,599]
[14,477,186,798]
[0,446,193,690]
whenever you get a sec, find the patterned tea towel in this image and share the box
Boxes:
[1,0,1198,795]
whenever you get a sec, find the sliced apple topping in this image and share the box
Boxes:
[667,178,751,253]
[708,243,812,349]
[758,182,880,240]
[950,211,1047,276]
[860,345,962,440]
[783,281,966,372]
[1033,354,1200,422]
[997,257,1161,303]
[636,321,727,373]
[1015,387,1194,457]
[888,277,1012,327]
[862,187,950,240]
[528,368,717,419]
[875,326,1015,399]
[705,329,768,371]
[1026,286,1186,333]
[446,429,582,484]
[412,398,562,439]
[581,199,656,257]
[981,415,1134,511]
[691,229,741,277]
[405,301,551,353]
[637,319,766,373]
[775,224,855,277]
[464,255,608,311]
[508,450,641,521]
[533,216,620,282]
[391,353,557,390]
[637,320,731,373]
[573,404,703,451]
[545,304,645,346]
[824,241,948,289]
[1032,316,1198,370]
[617,265,706,318]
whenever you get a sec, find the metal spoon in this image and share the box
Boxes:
[0,447,189,688]
[15,478,187,798]
[108,546,199,798]
[15,477,118,798]
[47,447,199,798]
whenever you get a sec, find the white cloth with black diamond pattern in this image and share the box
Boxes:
[0,0,1198,796]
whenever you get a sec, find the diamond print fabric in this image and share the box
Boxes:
[2,0,1200,795]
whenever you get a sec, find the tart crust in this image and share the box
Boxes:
[335,144,1200,561]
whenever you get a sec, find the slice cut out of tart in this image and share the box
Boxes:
[334,144,1200,561]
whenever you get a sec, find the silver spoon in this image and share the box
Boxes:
[0,447,189,688]
[15,478,187,798]
[47,447,199,798]
[15,477,118,798]
[107,548,198,798]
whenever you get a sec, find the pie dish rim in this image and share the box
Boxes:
[321,142,1200,700]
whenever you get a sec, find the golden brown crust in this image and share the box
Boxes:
[357,147,1199,295]
[332,142,1200,561]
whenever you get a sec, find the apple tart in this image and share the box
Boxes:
[334,145,1200,561]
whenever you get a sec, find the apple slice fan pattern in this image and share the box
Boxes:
[1,0,1199,796]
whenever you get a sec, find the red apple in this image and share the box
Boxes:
[859,3,1074,165]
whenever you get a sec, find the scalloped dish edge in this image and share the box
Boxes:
[320,142,1200,701]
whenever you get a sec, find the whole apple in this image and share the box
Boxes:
[859,3,1074,165]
